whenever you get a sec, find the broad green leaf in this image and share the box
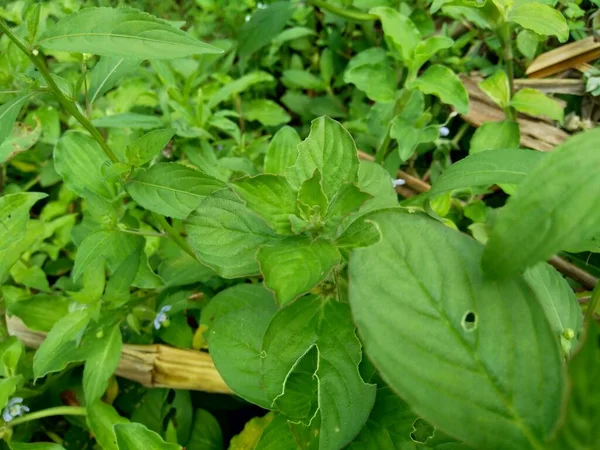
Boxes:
[83,325,123,403]
[286,116,360,200]
[114,423,182,450]
[37,7,221,58]
[229,413,274,450]
[428,148,545,196]
[242,99,290,127]
[0,193,47,283]
[390,117,435,162]
[281,69,325,91]
[508,3,568,42]
[237,1,295,60]
[33,310,90,380]
[369,7,420,60]
[297,169,328,215]
[478,71,510,109]
[344,49,397,103]
[7,294,70,332]
[264,126,300,175]
[261,297,376,450]
[409,65,468,114]
[0,120,42,163]
[335,218,381,249]
[157,241,215,288]
[470,120,520,153]
[92,113,164,129]
[130,389,170,434]
[208,72,274,108]
[524,263,583,353]
[126,163,224,219]
[186,409,224,450]
[257,237,340,305]
[72,230,144,282]
[10,443,66,450]
[185,189,278,278]
[0,376,21,410]
[255,414,300,450]
[412,36,454,73]
[1,338,23,377]
[349,210,564,449]
[230,174,298,235]
[126,128,175,166]
[510,88,564,122]
[549,322,600,448]
[325,183,373,222]
[0,92,36,145]
[356,161,398,211]
[516,29,539,59]
[54,131,113,199]
[207,285,278,408]
[88,56,143,105]
[482,128,600,277]
[87,401,129,450]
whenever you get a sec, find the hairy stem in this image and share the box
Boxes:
[308,0,377,21]
[0,20,119,163]
[153,214,199,261]
[9,406,87,427]
[500,23,516,121]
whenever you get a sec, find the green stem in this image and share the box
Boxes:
[375,89,412,164]
[308,0,377,21]
[153,214,199,261]
[9,406,86,427]
[0,20,119,163]
[584,282,600,324]
[500,23,516,121]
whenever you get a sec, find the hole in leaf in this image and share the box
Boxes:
[461,311,477,332]
[410,418,435,443]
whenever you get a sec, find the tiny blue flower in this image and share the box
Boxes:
[216,144,223,151]
[392,178,406,187]
[153,305,172,330]
[2,398,29,423]
[439,126,450,137]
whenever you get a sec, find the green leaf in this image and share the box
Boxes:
[0,120,42,163]
[409,65,469,114]
[508,3,568,42]
[83,324,123,403]
[88,56,143,105]
[524,263,583,354]
[334,218,381,249]
[428,148,545,196]
[87,401,129,450]
[510,88,564,122]
[470,120,520,154]
[348,210,564,449]
[157,241,215,288]
[516,29,539,59]
[54,131,113,199]
[0,376,21,410]
[72,230,144,282]
[549,321,600,448]
[325,183,373,222]
[478,70,510,109]
[286,116,360,200]
[412,36,454,73]
[126,163,225,219]
[126,128,175,167]
[281,70,325,91]
[356,161,398,211]
[255,414,300,450]
[261,297,376,450]
[208,72,274,108]
[92,113,164,129]
[482,128,600,277]
[369,7,420,60]
[0,92,36,145]
[207,284,278,408]
[37,7,221,58]
[7,294,70,332]
[186,409,224,450]
[343,49,397,103]
[242,99,291,127]
[237,1,295,60]
[33,310,90,380]
[114,423,182,450]
[230,174,298,235]
[297,169,328,216]
[0,193,47,283]
[390,117,435,162]
[264,126,301,175]
[257,237,340,306]
[10,443,66,450]
[185,189,278,278]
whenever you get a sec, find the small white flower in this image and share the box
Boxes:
[439,126,450,137]
[245,14,251,22]
[153,305,172,330]
[392,178,406,187]
[257,2,267,9]
[2,398,29,423]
